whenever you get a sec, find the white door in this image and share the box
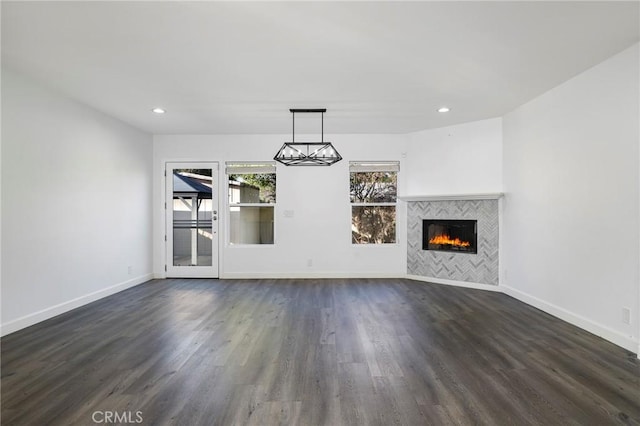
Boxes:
[166,162,219,278]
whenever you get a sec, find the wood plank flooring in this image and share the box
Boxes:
[2,278,639,425]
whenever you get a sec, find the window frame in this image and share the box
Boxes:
[225,161,277,247]
[349,161,400,245]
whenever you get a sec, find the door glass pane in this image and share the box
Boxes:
[172,169,213,266]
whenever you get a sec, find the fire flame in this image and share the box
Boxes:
[429,234,471,248]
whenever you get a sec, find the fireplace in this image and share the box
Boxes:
[422,219,477,254]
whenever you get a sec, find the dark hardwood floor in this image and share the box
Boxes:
[2,278,639,425]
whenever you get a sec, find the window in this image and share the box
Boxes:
[350,161,399,244]
[226,162,276,245]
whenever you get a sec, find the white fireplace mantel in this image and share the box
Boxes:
[398,193,504,202]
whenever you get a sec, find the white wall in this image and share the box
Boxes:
[404,118,503,196]
[153,134,408,278]
[502,44,640,352]
[1,69,154,335]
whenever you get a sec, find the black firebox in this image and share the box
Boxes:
[422,219,477,254]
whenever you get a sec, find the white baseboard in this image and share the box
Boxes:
[221,271,403,280]
[501,285,638,354]
[0,273,153,337]
[406,275,638,355]
[406,275,501,292]
[5,272,636,356]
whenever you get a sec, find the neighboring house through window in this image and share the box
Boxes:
[226,162,276,245]
[350,161,399,244]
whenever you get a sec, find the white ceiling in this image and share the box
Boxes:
[2,1,639,135]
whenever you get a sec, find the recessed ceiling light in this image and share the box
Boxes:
[437,107,450,113]
[152,107,166,114]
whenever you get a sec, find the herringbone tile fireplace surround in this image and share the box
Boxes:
[407,199,499,286]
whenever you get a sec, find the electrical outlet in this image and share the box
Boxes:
[622,307,631,325]
[307,259,313,267]
[128,266,133,276]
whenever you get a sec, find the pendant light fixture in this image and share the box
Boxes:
[274,108,342,166]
